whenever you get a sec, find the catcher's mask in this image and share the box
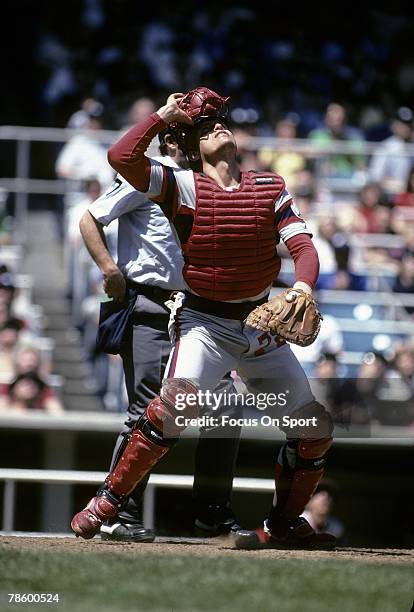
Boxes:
[171,86,230,158]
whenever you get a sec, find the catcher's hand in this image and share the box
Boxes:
[157,93,193,126]
[245,288,322,347]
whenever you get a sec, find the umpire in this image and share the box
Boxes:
[78,129,242,541]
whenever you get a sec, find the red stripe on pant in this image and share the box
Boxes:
[167,340,180,378]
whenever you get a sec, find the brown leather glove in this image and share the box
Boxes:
[245,288,322,347]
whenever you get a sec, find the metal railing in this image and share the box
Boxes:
[2,124,414,241]
[0,468,274,533]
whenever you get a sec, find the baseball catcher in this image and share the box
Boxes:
[71,85,336,551]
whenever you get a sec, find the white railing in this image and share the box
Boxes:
[0,468,274,533]
[318,289,414,306]
[2,124,414,241]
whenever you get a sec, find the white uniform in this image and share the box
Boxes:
[88,156,185,291]
[165,294,314,422]
[135,157,318,426]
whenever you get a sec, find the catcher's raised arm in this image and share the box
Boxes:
[107,92,192,201]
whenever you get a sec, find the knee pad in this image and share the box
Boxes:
[286,400,333,439]
[146,378,199,437]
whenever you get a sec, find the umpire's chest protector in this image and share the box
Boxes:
[183,171,285,301]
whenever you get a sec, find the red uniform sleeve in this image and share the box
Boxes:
[107,112,168,191]
[285,233,320,289]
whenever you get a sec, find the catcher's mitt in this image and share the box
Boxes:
[245,288,322,347]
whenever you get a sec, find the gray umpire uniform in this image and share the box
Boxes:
[88,156,241,526]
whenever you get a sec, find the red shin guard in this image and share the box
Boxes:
[106,378,199,498]
[273,436,333,519]
[106,417,171,497]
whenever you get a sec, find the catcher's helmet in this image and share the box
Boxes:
[178,86,229,124]
[171,86,230,155]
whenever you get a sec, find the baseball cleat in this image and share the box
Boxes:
[194,503,237,537]
[194,503,261,548]
[100,521,155,543]
[194,503,242,537]
[262,517,336,550]
[71,491,121,540]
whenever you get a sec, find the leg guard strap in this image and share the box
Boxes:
[105,378,199,498]
[106,407,175,498]
[96,485,127,512]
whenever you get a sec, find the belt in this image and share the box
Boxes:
[126,280,175,303]
[184,291,268,320]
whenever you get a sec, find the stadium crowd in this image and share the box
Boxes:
[2,5,414,427]
[47,92,414,429]
[0,267,64,415]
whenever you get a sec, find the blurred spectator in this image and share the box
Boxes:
[65,178,104,323]
[55,106,114,206]
[0,319,26,377]
[312,218,338,288]
[392,252,414,314]
[120,96,160,161]
[309,103,365,178]
[312,217,351,288]
[67,98,105,130]
[0,272,41,334]
[338,351,390,425]
[311,353,355,426]
[257,113,307,189]
[367,345,414,425]
[0,272,17,311]
[355,182,391,233]
[122,97,157,131]
[311,352,341,407]
[291,169,317,211]
[394,164,414,208]
[369,107,414,194]
[314,352,338,379]
[0,372,63,414]
[301,481,347,545]
[389,348,414,393]
[12,343,51,379]
[400,222,414,257]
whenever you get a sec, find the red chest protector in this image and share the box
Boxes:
[183,171,285,301]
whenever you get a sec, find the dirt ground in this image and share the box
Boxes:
[1,535,413,565]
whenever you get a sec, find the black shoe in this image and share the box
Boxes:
[263,516,336,550]
[194,503,260,549]
[100,520,155,543]
[194,503,238,537]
